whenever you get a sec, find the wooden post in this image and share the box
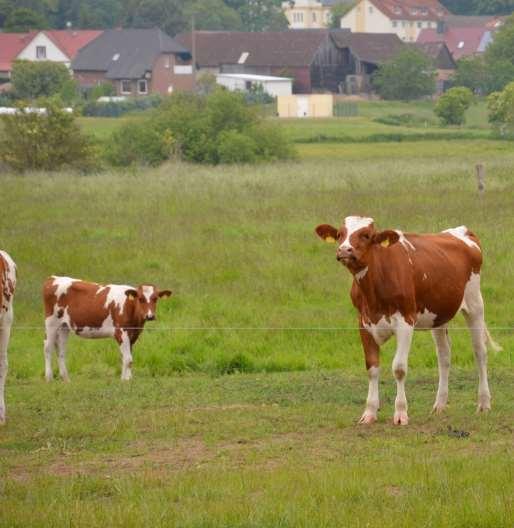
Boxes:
[476,163,485,194]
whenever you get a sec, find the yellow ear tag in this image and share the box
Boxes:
[381,239,390,248]
[325,236,336,244]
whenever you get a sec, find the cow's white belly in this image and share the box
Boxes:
[414,309,438,330]
[73,314,116,339]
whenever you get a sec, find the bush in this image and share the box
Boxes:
[106,89,295,166]
[11,60,77,103]
[434,87,474,125]
[487,81,514,136]
[372,48,436,101]
[0,100,96,172]
[374,113,436,127]
[82,95,162,117]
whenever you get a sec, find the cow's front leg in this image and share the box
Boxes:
[392,318,414,425]
[116,330,133,381]
[358,327,380,425]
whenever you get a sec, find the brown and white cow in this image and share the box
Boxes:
[315,216,501,425]
[1,250,16,425]
[43,276,172,381]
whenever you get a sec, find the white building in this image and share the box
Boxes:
[216,73,293,97]
[282,0,334,29]
[340,0,448,42]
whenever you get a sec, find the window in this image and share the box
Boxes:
[417,21,422,28]
[292,11,304,23]
[457,41,464,49]
[392,20,398,27]
[312,11,316,22]
[138,79,148,94]
[369,6,373,13]
[112,53,120,61]
[402,21,406,27]
[36,46,46,59]
[120,80,132,94]
[238,52,249,64]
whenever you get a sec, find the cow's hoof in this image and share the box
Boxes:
[358,412,377,425]
[431,402,447,415]
[45,375,53,383]
[393,411,409,425]
[0,412,5,426]
[477,403,491,413]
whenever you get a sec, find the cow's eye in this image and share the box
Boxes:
[361,233,370,240]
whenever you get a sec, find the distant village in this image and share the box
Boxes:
[0,0,508,103]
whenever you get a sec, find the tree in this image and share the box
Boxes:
[0,99,96,172]
[452,56,488,94]
[3,7,48,31]
[486,13,514,65]
[434,86,474,125]
[183,0,242,31]
[330,1,355,29]
[11,60,77,101]
[487,81,514,135]
[236,0,288,31]
[372,48,436,101]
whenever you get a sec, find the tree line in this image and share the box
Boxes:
[0,0,288,34]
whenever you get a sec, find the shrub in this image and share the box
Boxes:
[11,60,77,102]
[82,95,162,117]
[218,130,258,163]
[372,48,436,101]
[487,81,514,136]
[106,89,295,166]
[0,100,96,172]
[374,113,436,127]
[434,87,474,125]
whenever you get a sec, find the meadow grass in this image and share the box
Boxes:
[0,132,513,526]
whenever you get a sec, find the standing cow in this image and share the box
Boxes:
[315,216,500,425]
[43,276,172,381]
[0,250,16,425]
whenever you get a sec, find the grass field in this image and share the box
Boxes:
[1,106,514,525]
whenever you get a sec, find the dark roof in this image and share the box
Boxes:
[175,30,333,68]
[72,28,190,78]
[330,31,405,64]
[411,42,456,69]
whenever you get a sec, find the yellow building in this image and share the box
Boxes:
[340,0,448,42]
[282,0,333,29]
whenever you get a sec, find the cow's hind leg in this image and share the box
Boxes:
[392,319,414,425]
[56,326,70,382]
[358,328,380,425]
[0,313,13,425]
[431,325,451,414]
[44,320,58,382]
[461,274,491,412]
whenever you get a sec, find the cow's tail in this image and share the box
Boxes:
[485,325,502,353]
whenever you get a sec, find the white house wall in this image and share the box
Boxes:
[18,33,70,66]
[341,0,438,41]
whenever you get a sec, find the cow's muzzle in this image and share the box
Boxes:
[146,314,156,321]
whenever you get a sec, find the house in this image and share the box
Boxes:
[412,42,456,92]
[330,30,406,93]
[0,30,101,83]
[417,15,505,60]
[0,32,34,82]
[340,0,449,42]
[216,73,293,97]
[176,29,348,93]
[281,0,335,28]
[72,28,193,96]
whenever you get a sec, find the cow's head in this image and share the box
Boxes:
[124,285,172,321]
[315,216,399,273]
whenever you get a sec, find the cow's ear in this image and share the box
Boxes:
[158,290,172,298]
[373,230,400,248]
[315,224,338,243]
[125,289,138,300]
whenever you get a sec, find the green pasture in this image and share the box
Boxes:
[1,110,514,525]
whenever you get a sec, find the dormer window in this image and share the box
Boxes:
[238,52,249,64]
[458,41,464,49]
[421,8,428,15]
[112,53,120,61]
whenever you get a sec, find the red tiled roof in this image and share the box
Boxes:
[43,30,103,60]
[369,0,449,21]
[0,32,35,72]
[417,26,487,59]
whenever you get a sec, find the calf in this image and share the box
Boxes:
[43,276,171,381]
[315,216,500,425]
[0,250,16,425]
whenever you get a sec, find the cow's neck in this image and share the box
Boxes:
[351,248,395,311]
